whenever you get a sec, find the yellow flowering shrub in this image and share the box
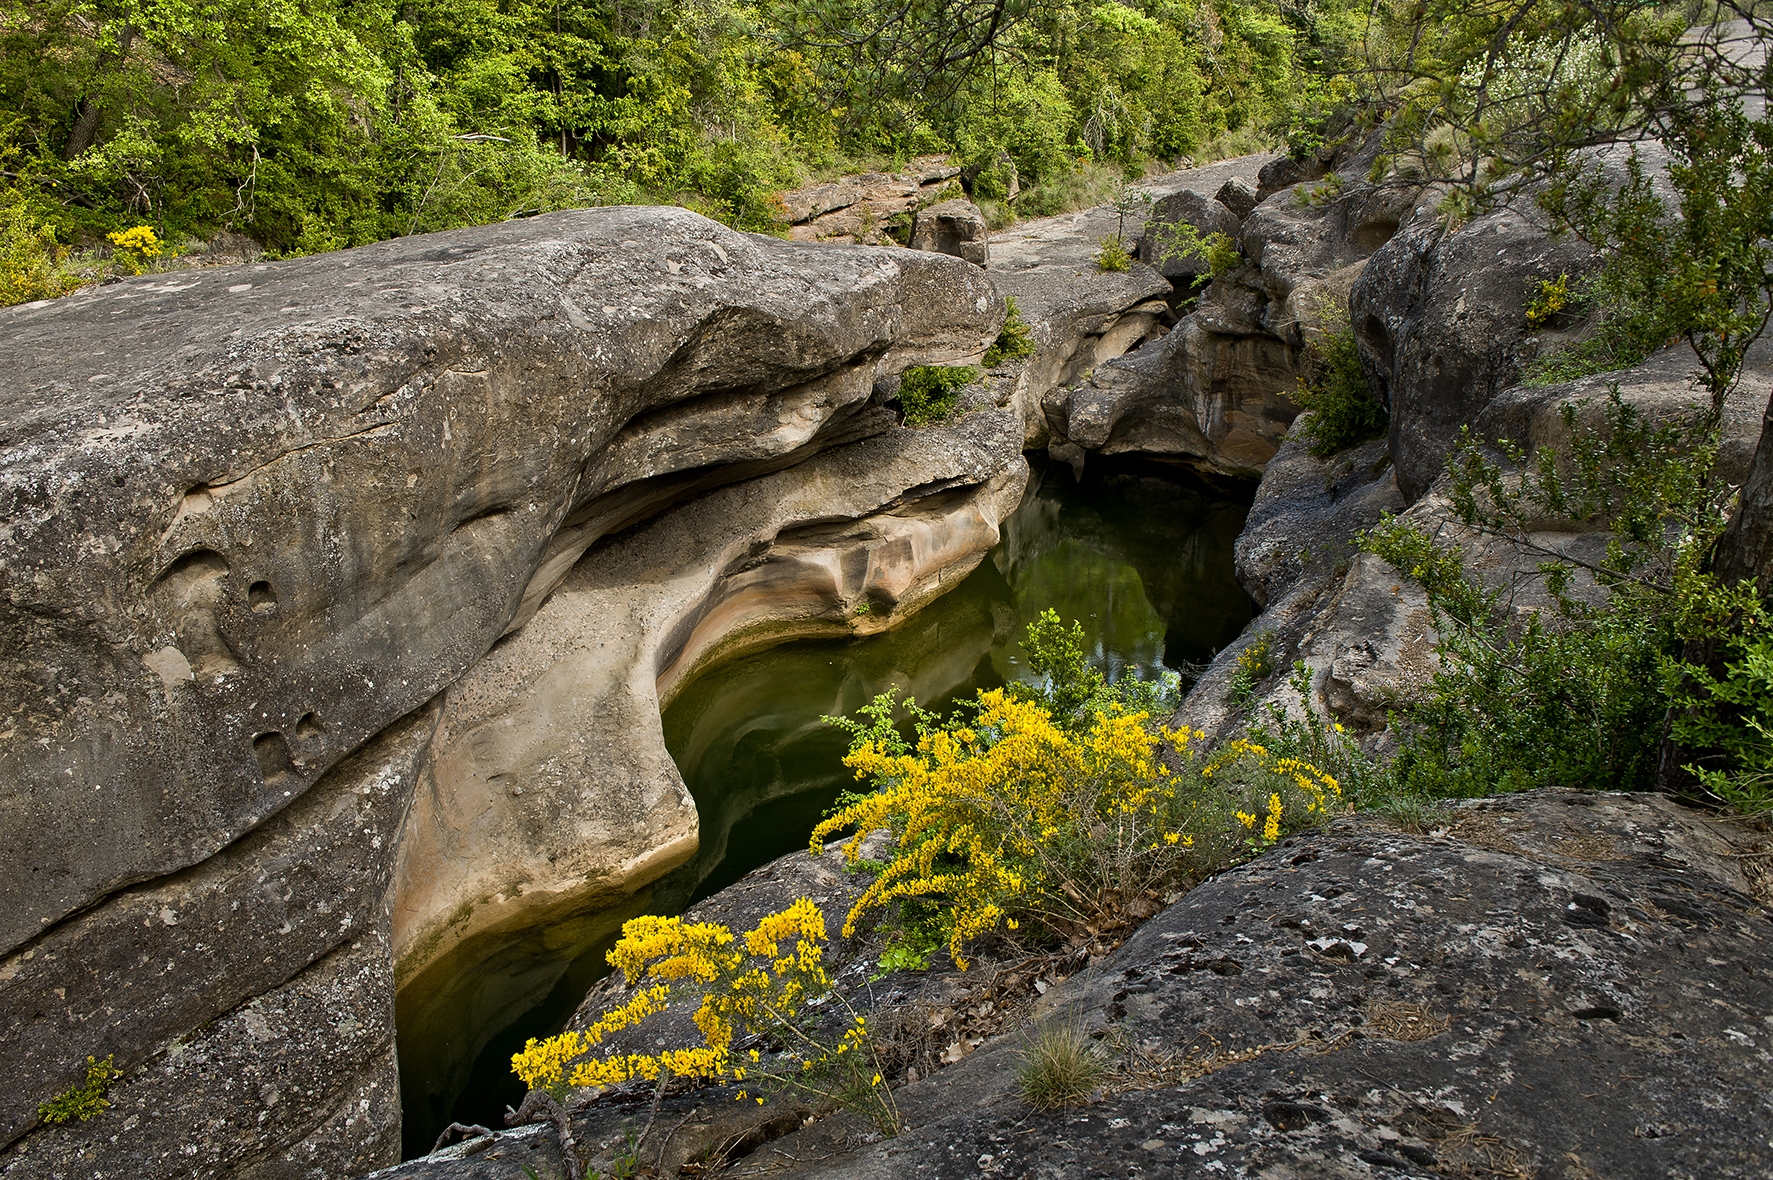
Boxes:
[813,690,1342,968]
[511,898,896,1131]
[105,225,164,275]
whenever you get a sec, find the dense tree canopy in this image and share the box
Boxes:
[0,0,1360,260]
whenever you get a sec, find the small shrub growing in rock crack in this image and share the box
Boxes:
[1016,1020,1107,1110]
[510,898,898,1134]
[813,613,1342,969]
[982,296,1036,367]
[1094,234,1132,272]
[1226,631,1275,706]
[897,365,979,426]
[38,1055,122,1124]
[1147,219,1241,281]
[1294,326,1387,457]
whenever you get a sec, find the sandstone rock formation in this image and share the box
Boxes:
[782,157,963,246]
[909,199,990,266]
[394,406,1027,1122]
[1043,145,1413,479]
[0,205,1008,1175]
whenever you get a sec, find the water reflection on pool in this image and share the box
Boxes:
[409,460,1252,1150]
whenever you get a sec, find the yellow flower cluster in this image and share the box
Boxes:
[511,898,835,1098]
[105,225,163,275]
[813,689,1198,967]
[814,690,1346,968]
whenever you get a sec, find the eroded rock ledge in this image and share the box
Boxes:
[0,206,1006,1175]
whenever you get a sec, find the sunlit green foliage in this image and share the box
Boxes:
[0,0,1376,288]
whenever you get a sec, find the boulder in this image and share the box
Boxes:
[909,198,990,266]
[1136,188,1241,284]
[1214,176,1259,219]
[0,205,1002,1171]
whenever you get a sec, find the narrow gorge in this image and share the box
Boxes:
[4,133,1770,1180]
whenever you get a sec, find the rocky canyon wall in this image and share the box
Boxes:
[0,206,1013,1176]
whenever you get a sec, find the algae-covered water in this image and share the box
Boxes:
[401,461,1253,1155]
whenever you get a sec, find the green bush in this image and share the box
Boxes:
[1094,234,1132,272]
[982,296,1036,368]
[1226,631,1275,706]
[1294,327,1387,456]
[897,365,979,426]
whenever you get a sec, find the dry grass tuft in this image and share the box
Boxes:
[1366,1000,1451,1042]
[1016,1021,1107,1110]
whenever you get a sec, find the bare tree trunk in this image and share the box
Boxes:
[61,24,134,161]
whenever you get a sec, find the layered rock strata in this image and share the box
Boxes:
[781,156,963,246]
[0,206,1006,1173]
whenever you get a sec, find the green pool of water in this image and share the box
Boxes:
[401,461,1252,1155]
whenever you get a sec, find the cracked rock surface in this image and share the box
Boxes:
[744,790,1773,1180]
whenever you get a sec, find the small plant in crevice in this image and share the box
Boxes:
[1524,272,1573,329]
[1094,233,1132,272]
[1293,323,1387,457]
[1226,631,1275,706]
[897,364,979,426]
[38,1055,122,1124]
[982,296,1036,368]
[1016,1020,1107,1110]
[1146,218,1241,282]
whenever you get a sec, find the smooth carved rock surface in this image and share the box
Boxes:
[753,791,1773,1180]
[393,405,1028,1103]
[0,206,1002,1169]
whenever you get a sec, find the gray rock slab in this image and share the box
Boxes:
[742,790,1773,1179]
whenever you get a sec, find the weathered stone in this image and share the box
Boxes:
[1041,313,1302,478]
[989,155,1274,447]
[780,180,862,224]
[1214,177,1258,219]
[1136,189,1240,283]
[3,927,401,1180]
[0,205,1005,1169]
[0,704,432,1155]
[910,199,990,266]
[733,791,1773,1180]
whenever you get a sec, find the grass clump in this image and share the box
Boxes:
[982,297,1036,368]
[1017,1021,1106,1110]
[1294,326,1387,456]
[38,1055,122,1124]
[897,365,979,426]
